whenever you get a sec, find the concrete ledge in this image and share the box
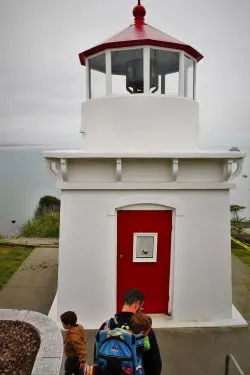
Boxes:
[0,242,57,248]
[151,306,248,328]
[0,309,63,375]
[0,237,59,247]
[48,293,58,322]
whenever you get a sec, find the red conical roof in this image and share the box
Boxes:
[79,2,203,65]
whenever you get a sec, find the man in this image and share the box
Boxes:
[97,288,162,375]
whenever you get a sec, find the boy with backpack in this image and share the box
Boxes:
[94,289,162,375]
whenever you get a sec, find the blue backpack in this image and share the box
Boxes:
[95,319,145,375]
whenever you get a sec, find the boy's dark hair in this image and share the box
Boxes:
[123,288,144,305]
[60,311,77,326]
[129,312,152,334]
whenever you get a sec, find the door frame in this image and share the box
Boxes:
[107,194,184,316]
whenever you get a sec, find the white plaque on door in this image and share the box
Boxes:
[133,233,158,262]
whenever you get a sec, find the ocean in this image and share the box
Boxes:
[0,147,59,236]
[0,146,249,236]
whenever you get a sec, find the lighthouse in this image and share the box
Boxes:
[45,1,246,328]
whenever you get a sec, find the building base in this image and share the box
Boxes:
[49,293,247,329]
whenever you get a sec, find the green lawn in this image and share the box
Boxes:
[0,245,33,290]
[232,248,250,267]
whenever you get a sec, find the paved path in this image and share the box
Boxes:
[84,327,250,375]
[84,255,250,375]
[0,237,59,247]
[232,254,250,323]
[1,248,250,374]
[0,247,58,314]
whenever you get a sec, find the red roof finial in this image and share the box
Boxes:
[133,0,146,28]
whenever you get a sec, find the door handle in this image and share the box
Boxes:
[119,254,123,259]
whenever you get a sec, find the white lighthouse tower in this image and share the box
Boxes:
[45,1,246,328]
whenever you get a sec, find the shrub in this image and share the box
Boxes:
[21,212,60,238]
[35,195,60,217]
[230,204,246,222]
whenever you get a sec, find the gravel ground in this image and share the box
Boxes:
[0,320,40,375]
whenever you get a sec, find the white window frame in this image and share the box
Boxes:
[106,50,112,95]
[184,55,196,100]
[133,232,158,263]
[193,61,197,100]
[178,51,185,96]
[85,58,90,100]
[143,46,150,94]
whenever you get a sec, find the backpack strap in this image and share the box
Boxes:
[135,334,145,354]
[105,316,120,330]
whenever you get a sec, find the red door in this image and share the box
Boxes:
[117,210,172,313]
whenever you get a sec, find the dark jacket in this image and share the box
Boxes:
[97,312,162,375]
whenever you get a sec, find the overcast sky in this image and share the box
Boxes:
[0,0,250,148]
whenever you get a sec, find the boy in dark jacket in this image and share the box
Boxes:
[61,311,87,375]
[97,288,162,375]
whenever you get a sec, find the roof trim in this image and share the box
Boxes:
[79,22,203,65]
[79,40,203,65]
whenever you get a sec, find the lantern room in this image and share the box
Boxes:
[79,1,203,100]
[78,1,203,152]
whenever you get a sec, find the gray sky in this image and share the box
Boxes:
[1,0,250,148]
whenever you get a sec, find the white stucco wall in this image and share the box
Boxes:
[81,95,199,151]
[57,189,232,328]
[172,191,232,321]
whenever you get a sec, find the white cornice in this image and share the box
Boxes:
[44,150,246,159]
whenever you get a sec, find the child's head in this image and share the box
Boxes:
[129,312,152,335]
[60,311,77,329]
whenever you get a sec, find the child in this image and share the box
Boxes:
[104,312,152,351]
[60,311,87,375]
[128,312,152,352]
[129,313,152,374]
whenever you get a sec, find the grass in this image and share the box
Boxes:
[21,211,60,238]
[0,245,33,290]
[232,248,250,267]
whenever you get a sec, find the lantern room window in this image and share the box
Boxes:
[150,48,179,96]
[111,48,144,95]
[88,53,106,99]
[85,48,197,100]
